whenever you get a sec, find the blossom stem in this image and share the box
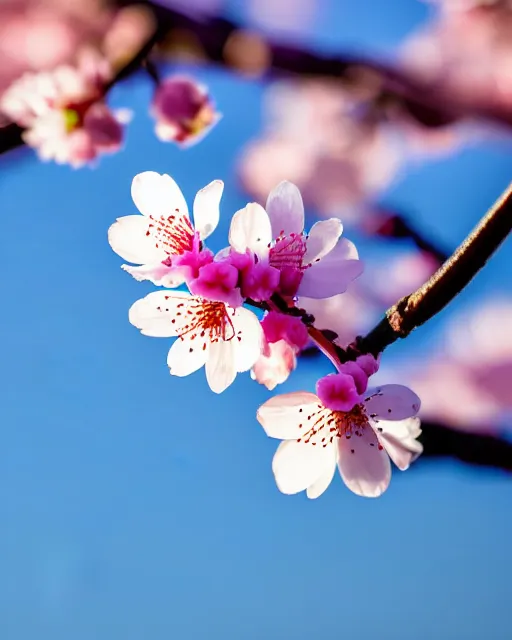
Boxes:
[350,181,512,360]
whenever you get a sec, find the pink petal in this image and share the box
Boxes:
[265,181,305,238]
[193,179,223,240]
[228,202,272,258]
[257,392,320,439]
[303,218,343,264]
[298,256,363,299]
[337,427,391,497]
[131,171,189,220]
[205,339,237,393]
[364,385,421,421]
[372,417,423,471]
[272,440,336,495]
[108,215,169,264]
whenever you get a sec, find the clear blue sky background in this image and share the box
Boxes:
[1,1,511,639]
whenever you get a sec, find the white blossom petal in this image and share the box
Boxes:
[257,392,320,440]
[131,171,189,219]
[205,339,237,393]
[372,417,423,470]
[364,385,421,421]
[193,179,223,240]
[121,263,185,287]
[128,291,193,337]
[230,307,264,372]
[303,219,343,264]
[228,203,272,258]
[337,427,391,497]
[272,440,335,496]
[167,336,209,377]
[108,216,168,264]
[306,452,337,499]
[266,181,305,238]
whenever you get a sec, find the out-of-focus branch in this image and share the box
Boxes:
[419,420,512,472]
[365,208,450,264]
[347,181,512,359]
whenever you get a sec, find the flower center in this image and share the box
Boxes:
[176,300,237,344]
[297,403,376,447]
[146,213,195,255]
[268,232,307,271]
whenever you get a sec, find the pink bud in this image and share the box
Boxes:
[356,354,379,377]
[278,266,303,296]
[227,249,254,274]
[83,103,123,150]
[338,361,368,395]
[316,373,360,412]
[151,76,219,145]
[189,260,243,308]
[173,247,214,281]
[260,311,309,351]
[241,261,280,302]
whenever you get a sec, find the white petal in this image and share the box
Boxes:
[121,263,185,287]
[228,203,272,258]
[306,453,337,499]
[272,440,335,495]
[128,291,193,337]
[131,171,189,219]
[337,427,391,498]
[167,337,209,377]
[257,392,321,440]
[229,307,264,372]
[372,417,423,471]
[266,181,304,238]
[205,339,237,393]
[364,385,421,421]
[193,180,223,240]
[108,216,168,264]
[303,219,343,264]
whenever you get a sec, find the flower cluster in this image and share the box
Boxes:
[109,171,423,498]
[1,53,126,167]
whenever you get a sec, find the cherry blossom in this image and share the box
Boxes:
[251,311,310,390]
[257,374,422,498]
[108,171,223,287]
[228,180,363,299]
[151,76,220,147]
[0,54,125,167]
[128,290,263,394]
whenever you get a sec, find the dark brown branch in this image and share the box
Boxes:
[419,420,512,472]
[347,181,512,360]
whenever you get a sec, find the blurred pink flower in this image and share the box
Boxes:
[1,54,125,166]
[238,80,403,221]
[402,1,512,118]
[151,76,220,146]
[251,339,297,390]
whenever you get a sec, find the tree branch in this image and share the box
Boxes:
[419,420,512,472]
[346,181,512,360]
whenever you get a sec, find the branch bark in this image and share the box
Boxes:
[346,181,512,360]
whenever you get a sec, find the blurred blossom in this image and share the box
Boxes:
[246,0,317,36]
[446,299,512,413]
[151,76,220,146]
[0,0,113,99]
[1,53,125,167]
[402,1,512,118]
[238,80,404,221]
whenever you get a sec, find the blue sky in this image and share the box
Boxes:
[1,1,511,639]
